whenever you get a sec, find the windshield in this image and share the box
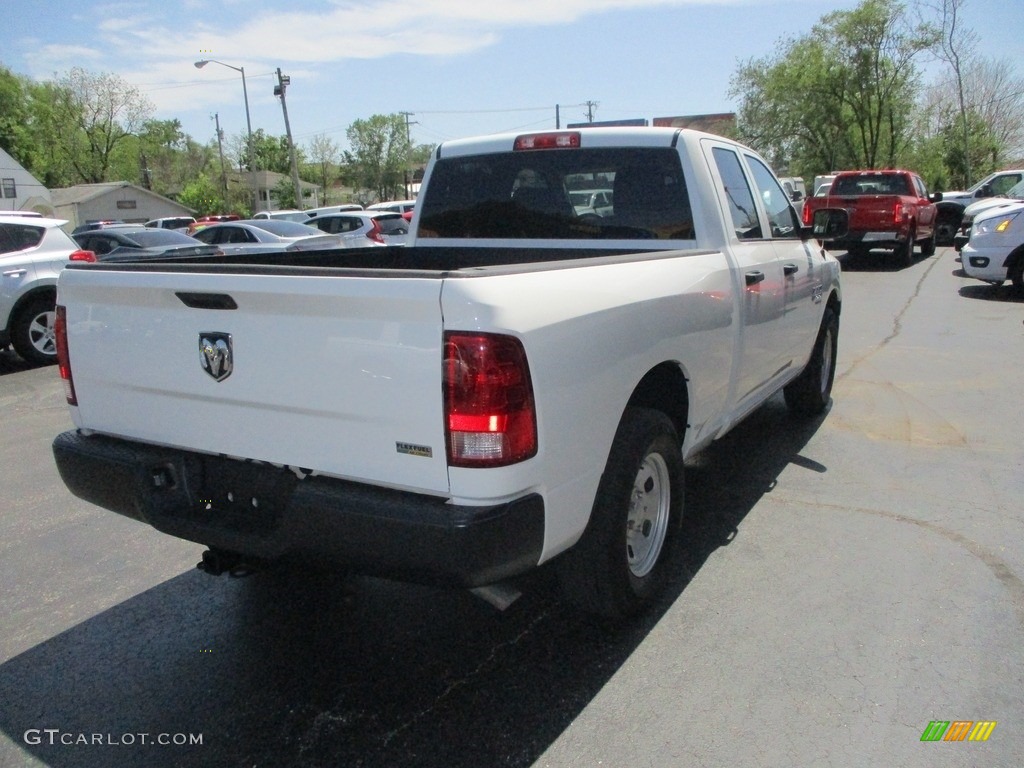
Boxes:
[124,229,203,246]
[246,220,322,237]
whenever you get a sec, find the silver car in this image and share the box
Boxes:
[1,216,93,364]
[304,211,409,247]
[191,220,345,254]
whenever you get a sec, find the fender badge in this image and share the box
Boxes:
[199,332,233,381]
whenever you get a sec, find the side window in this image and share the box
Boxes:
[0,223,43,253]
[746,156,800,239]
[712,147,761,240]
[1,178,15,198]
[992,174,1022,196]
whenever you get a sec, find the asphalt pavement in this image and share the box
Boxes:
[0,246,1021,768]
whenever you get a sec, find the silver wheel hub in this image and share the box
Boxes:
[29,310,56,355]
[626,452,671,578]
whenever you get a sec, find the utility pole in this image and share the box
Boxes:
[585,100,598,123]
[213,113,228,200]
[275,68,305,210]
[555,104,560,129]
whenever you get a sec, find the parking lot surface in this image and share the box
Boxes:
[0,246,1021,768]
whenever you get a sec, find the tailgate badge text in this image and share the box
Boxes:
[199,333,233,381]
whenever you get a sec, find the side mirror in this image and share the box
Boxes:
[791,190,804,202]
[930,191,943,203]
[805,207,849,242]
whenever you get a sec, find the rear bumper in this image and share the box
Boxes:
[52,430,545,587]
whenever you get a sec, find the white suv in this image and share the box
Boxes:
[1,216,93,364]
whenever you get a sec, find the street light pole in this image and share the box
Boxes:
[194,58,259,213]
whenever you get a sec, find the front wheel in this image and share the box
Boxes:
[10,296,58,365]
[557,407,684,620]
[784,305,839,417]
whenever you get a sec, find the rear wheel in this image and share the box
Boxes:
[896,227,915,267]
[557,407,684,620]
[920,231,936,257]
[11,295,58,365]
[784,305,839,417]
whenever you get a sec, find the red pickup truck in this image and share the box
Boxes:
[802,170,941,265]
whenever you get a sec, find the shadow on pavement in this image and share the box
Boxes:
[0,348,43,376]
[0,397,827,768]
[835,249,922,272]
[957,283,1024,303]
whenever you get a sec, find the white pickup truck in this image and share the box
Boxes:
[52,127,843,618]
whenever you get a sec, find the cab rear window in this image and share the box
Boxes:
[418,147,696,241]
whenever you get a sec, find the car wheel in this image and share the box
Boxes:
[784,305,839,417]
[920,231,936,257]
[896,227,915,267]
[557,407,684,620]
[1012,258,1024,294]
[11,295,58,365]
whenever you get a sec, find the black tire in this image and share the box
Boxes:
[784,305,839,417]
[557,407,684,620]
[920,231,936,257]
[10,295,58,365]
[896,227,915,267]
[1012,259,1024,294]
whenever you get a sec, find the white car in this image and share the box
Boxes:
[1,216,93,363]
[251,209,312,223]
[959,201,1024,289]
[305,211,409,247]
[366,199,416,215]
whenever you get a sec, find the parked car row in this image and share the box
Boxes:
[1,202,418,365]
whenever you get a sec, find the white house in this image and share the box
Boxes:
[0,147,53,215]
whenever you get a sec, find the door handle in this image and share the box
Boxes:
[3,269,28,278]
[745,271,765,286]
[783,263,799,276]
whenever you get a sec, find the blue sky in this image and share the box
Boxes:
[2,0,1021,154]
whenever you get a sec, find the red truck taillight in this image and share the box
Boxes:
[893,201,907,224]
[444,332,537,467]
[55,305,77,405]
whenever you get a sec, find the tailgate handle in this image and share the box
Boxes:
[175,292,238,310]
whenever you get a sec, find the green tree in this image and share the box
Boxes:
[49,67,154,183]
[0,66,34,163]
[177,174,225,217]
[306,133,341,203]
[730,0,937,177]
[345,114,412,201]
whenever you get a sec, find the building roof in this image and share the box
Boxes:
[51,181,193,213]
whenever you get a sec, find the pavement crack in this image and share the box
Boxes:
[837,253,945,382]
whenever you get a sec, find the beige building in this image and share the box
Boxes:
[51,182,194,231]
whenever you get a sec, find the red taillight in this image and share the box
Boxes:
[444,332,537,467]
[368,219,385,244]
[70,249,96,263]
[55,305,77,405]
[894,201,906,224]
[514,132,581,151]
[802,202,812,226]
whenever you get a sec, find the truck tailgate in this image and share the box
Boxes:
[835,195,900,229]
[59,266,451,495]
